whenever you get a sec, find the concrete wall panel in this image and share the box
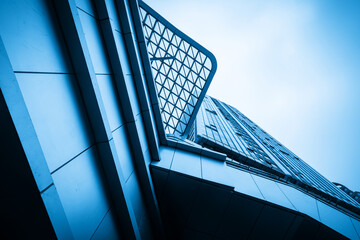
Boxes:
[91,209,123,240]
[78,8,111,74]
[113,30,132,75]
[135,113,149,154]
[17,73,94,172]
[124,74,141,117]
[126,171,148,226]
[160,172,202,237]
[52,147,111,240]
[215,193,265,240]
[186,182,232,235]
[249,205,296,240]
[0,0,72,73]
[317,200,359,240]
[350,218,360,239]
[277,183,320,221]
[97,74,124,131]
[201,157,264,200]
[155,146,175,169]
[75,0,97,17]
[171,148,201,178]
[112,125,135,182]
[41,185,74,239]
[251,174,296,210]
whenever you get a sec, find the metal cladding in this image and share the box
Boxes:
[139,1,217,137]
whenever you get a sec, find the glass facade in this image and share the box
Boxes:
[193,96,360,208]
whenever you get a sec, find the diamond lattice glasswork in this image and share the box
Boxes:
[139,1,217,137]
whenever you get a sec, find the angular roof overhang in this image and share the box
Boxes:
[152,146,360,240]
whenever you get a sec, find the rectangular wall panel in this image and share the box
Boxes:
[52,147,111,240]
[0,0,72,73]
[77,7,111,75]
[97,74,124,132]
[112,125,135,182]
[17,73,94,172]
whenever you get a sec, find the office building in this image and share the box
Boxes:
[0,0,359,239]
[334,183,360,204]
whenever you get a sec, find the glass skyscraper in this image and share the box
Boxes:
[194,96,360,209]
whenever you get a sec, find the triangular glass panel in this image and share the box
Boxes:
[169,44,177,56]
[203,68,210,78]
[164,29,173,41]
[183,56,190,68]
[170,92,178,104]
[193,87,201,97]
[164,57,173,66]
[162,87,170,99]
[184,104,194,115]
[186,81,194,92]
[149,42,157,55]
[187,57,194,68]
[183,89,190,100]
[155,46,166,58]
[161,39,170,51]
[198,78,205,88]
[140,8,147,21]
[169,69,178,81]
[174,107,181,119]
[144,25,152,39]
[177,50,186,62]
[159,87,167,99]
[162,63,170,75]
[176,122,185,133]
[194,62,202,74]
[180,113,190,124]
[190,46,198,58]
[145,14,155,28]
[155,82,162,94]
[198,52,206,64]
[173,35,181,47]
[169,117,177,128]
[188,46,195,58]
[155,21,165,35]
[182,41,190,52]
[174,83,181,95]
[204,58,212,69]
[159,97,166,109]
[177,75,185,86]
[178,98,186,110]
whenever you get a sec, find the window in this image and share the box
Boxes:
[280,150,289,155]
[206,124,217,132]
[247,147,255,152]
[235,131,243,137]
[205,108,217,115]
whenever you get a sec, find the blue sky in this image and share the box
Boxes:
[144,0,360,191]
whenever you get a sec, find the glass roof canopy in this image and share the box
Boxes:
[139,1,217,137]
